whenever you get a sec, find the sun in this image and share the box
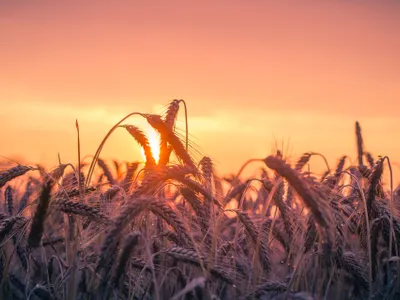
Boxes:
[140,126,161,164]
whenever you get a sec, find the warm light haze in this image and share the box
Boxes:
[1,0,399,178]
[2,2,400,299]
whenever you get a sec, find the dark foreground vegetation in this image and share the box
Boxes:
[1,100,399,299]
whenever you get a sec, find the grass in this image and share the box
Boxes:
[0,99,399,299]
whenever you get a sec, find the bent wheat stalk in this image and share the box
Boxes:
[264,156,330,230]
[0,165,34,188]
[120,125,156,167]
[145,114,197,171]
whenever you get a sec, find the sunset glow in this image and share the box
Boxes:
[0,0,399,177]
[2,2,400,298]
[140,127,161,164]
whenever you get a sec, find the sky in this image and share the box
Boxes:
[1,0,399,180]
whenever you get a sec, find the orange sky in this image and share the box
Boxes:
[1,1,399,180]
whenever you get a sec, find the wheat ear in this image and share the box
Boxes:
[0,165,33,188]
[27,180,54,249]
[145,114,197,171]
[113,232,141,287]
[121,125,156,166]
[159,99,180,166]
[264,156,330,230]
[97,158,115,184]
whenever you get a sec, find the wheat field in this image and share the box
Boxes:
[0,100,399,300]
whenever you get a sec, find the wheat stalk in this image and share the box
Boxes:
[145,114,197,171]
[97,158,115,184]
[0,165,33,188]
[355,121,364,167]
[27,180,54,249]
[236,211,270,274]
[264,156,331,231]
[159,99,180,166]
[4,186,13,216]
[164,246,233,284]
[149,199,192,246]
[121,125,156,166]
[113,232,141,287]
[53,198,111,225]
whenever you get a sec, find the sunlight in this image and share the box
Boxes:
[140,126,161,164]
